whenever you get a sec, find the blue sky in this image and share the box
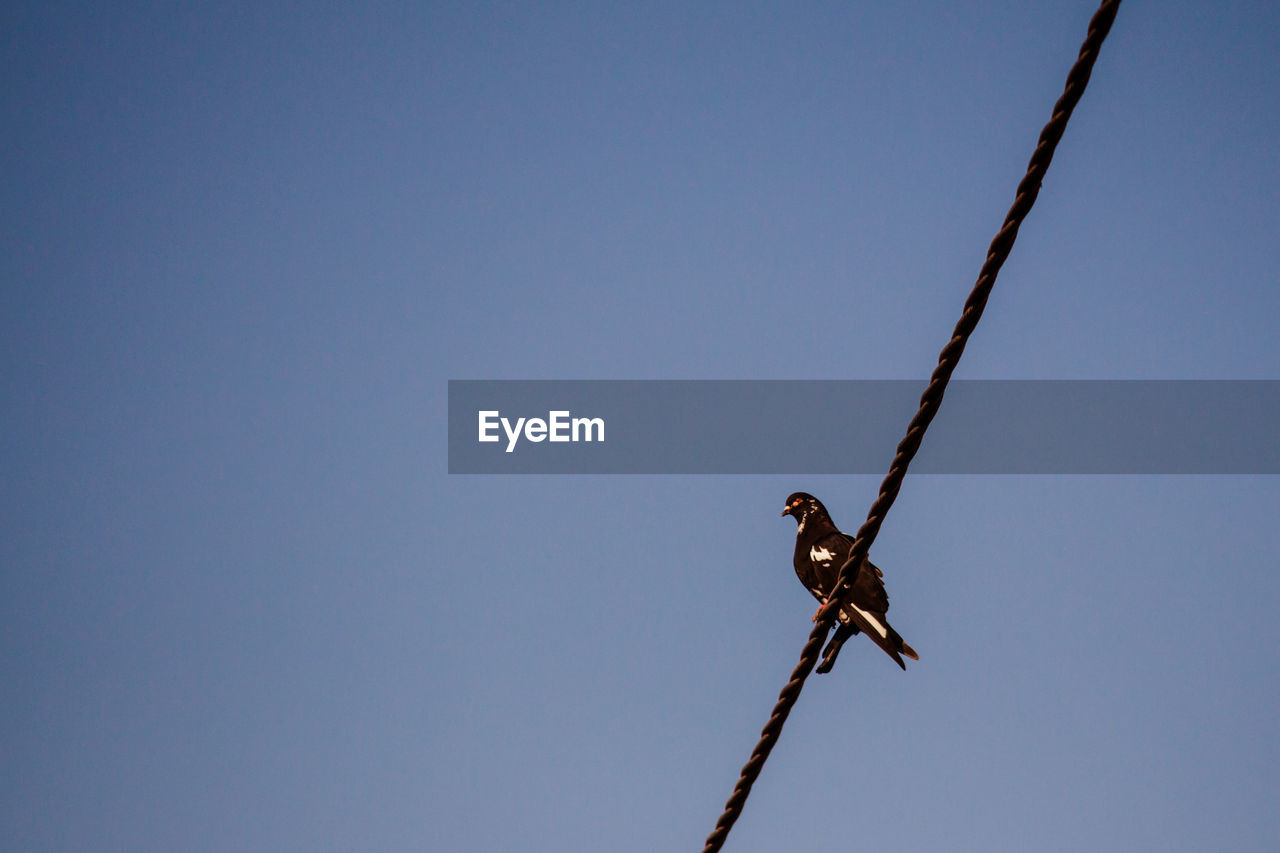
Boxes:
[3,1,1278,851]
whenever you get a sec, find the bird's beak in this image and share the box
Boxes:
[781,506,792,517]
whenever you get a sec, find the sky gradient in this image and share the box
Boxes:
[3,2,1279,851]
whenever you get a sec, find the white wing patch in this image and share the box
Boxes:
[840,604,889,638]
[809,545,836,564]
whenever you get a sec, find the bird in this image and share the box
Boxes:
[781,492,918,672]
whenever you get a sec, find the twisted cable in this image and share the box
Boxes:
[701,3,1122,849]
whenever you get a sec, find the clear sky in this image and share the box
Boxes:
[3,1,1279,851]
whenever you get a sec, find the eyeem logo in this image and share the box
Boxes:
[477,410,605,453]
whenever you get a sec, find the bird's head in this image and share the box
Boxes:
[781,492,828,531]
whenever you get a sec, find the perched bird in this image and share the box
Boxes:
[781,492,918,672]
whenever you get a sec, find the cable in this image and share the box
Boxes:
[701,2,1123,849]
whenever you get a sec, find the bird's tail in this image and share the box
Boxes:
[821,611,919,672]
[883,625,919,669]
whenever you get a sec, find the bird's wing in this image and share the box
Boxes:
[830,561,890,630]
[807,531,853,596]
[811,532,886,598]
[849,556,890,614]
[834,558,914,668]
[806,533,913,669]
[809,535,915,670]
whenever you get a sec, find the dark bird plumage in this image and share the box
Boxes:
[781,492,919,672]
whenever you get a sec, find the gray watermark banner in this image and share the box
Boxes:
[447,380,1280,474]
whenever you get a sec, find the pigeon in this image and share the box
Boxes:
[781,492,918,672]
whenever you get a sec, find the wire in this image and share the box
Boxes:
[701,2,1124,849]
